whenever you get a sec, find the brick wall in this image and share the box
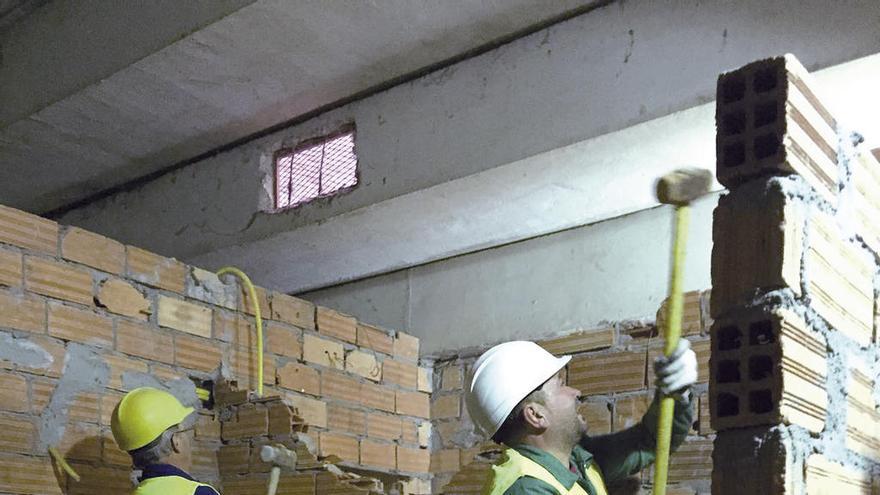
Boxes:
[434,289,714,495]
[0,204,433,494]
[710,55,880,494]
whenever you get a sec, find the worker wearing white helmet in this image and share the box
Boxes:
[465,340,696,495]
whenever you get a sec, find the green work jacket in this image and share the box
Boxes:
[502,392,694,495]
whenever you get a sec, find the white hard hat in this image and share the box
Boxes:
[465,341,571,438]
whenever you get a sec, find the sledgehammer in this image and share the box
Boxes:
[261,444,298,495]
[652,168,712,495]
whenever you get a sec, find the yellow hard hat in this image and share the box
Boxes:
[111,387,194,452]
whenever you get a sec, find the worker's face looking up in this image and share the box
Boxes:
[524,370,586,445]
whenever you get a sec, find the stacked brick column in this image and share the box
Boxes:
[709,54,880,494]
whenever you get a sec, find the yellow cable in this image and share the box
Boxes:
[216,266,264,397]
[48,446,81,482]
[652,205,689,495]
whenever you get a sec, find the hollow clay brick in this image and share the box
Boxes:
[0,249,22,288]
[157,296,212,337]
[711,186,803,318]
[26,257,93,306]
[61,227,125,274]
[568,350,647,395]
[303,334,344,370]
[276,362,320,395]
[316,306,357,343]
[808,211,874,346]
[357,323,394,355]
[0,205,58,255]
[96,279,150,320]
[48,303,113,347]
[709,308,826,433]
[716,54,839,202]
[270,293,315,330]
[538,326,615,355]
[126,246,186,293]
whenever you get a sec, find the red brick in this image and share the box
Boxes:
[67,463,131,495]
[267,400,296,436]
[0,373,28,412]
[48,303,113,347]
[270,293,315,330]
[360,439,396,470]
[236,283,270,318]
[0,205,58,254]
[217,443,250,474]
[394,332,419,361]
[366,413,401,441]
[96,279,150,320]
[656,290,704,337]
[383,359,418,389]
[321,371,361,403]
[195,412,221,440]
[174,334,223,372]
[265,322,301,359]
[327,404,366,435]
[400,421,419,445]
[538,326,615,355]
[227,346,275,390]
[116,320,173,364]
[396,390,430,419]
[303,334,344,370]
[614,395,651,432]
[316,307,357,343]
[126,246,186,293]
[357,323,393,355]
[0,413,35,453]
[578,401,611,435]
[716,55,838,202]
[61,227,125,274]
[212,310,255,346]
[568,350,647,395]
[0,249,22,288]
[396,446,430,473]
[157,296,212,338]
[0,290,46,334]
[711,188,803,318]
[431,448,461,473]
[319,432,359,463]
[361,381,396,413]
[26,257,93,305]
[285,393,327,428]
[0,452,63,495]
[276,362,320,395]
[221,403,268,440]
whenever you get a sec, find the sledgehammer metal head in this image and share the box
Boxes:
[655,168,713,206]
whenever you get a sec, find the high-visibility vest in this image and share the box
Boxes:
[482,448,609,495]
[134,475,219,495]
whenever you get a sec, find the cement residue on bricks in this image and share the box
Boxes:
[186,267,237,310]
[0,332,54,371]
[126,246,186,293]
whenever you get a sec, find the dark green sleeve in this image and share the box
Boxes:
[579,391,694,483]
[502,476,561,495]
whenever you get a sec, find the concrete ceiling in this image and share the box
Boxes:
[0,0,600,214]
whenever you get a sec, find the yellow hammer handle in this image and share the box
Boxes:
[652,205,689,495]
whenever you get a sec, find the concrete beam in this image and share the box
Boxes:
[0,0,255,127]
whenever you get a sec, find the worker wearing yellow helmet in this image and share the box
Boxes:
[111,387,221,495]
[465,340,697,495]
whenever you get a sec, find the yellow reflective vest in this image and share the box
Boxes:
[483,448,608,495]
[134,475,218,495]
